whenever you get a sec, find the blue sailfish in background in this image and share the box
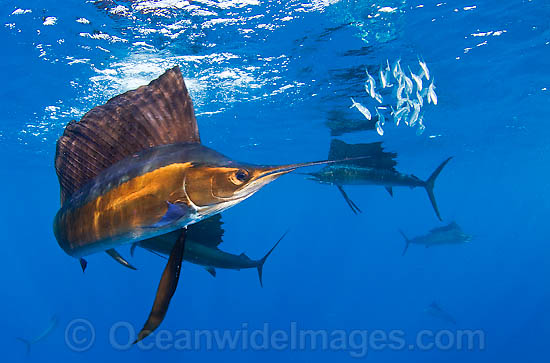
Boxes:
[17,315,58,354]
[400,221,472,255]
[132,214,286,287]
[304,139,452,220]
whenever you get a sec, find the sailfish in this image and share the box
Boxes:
[53,66,360,343]
[305,139,452,220]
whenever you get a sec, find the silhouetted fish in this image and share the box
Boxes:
[325,109,375,136]
[17,315,58,354]
[400,221,472,255]
[305,139,452,220]
[425,301,457,325]
[53,67,364,342]
[133,218,286,287]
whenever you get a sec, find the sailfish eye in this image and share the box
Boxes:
[235,169,248,181]
[230,168,249,185]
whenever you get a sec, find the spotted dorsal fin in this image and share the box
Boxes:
[55,66,200,205]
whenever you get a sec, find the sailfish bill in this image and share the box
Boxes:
[53,67,371,341]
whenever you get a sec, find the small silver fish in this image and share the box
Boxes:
[427,82,437,105]
[396,81,406,101]
[380,68,388,88]
[365,80,376,99]
[380,64,392,88]
[403,75,414,94]
[394,105,410,126]
[392,59,402,79]
[397,96,408,109]
[350,97,371,120]
[408,100,421,127]
[409,67,423,91]
[374,92,383,104]
[416,90,424,107]
[418,58,430,80]
[366,71,377,98]
[375,120,384,136]
[416,115,426,135]
[420,87,428,99]
[376,107,386,126]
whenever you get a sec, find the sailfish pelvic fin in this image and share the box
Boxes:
[134,229,187,344]
[336,185,362,214]
[106,249,137,270]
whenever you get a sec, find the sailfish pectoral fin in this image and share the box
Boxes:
[134,229,187,344]
[145,202,190,229]
[106,249,137,270]
[336,185,362,214]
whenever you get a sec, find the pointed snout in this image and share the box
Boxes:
[250,158,343,184]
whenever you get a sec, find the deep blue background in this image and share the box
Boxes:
[1,0,549,362]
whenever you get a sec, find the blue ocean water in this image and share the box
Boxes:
[2,0,549,361]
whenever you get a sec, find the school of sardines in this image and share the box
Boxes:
[350,58,438,136]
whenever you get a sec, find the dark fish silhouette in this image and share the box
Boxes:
[400,221,472,255]
[17,315,58,354]
[425,301,457,325]
[133,218,286,287]
[325,109,375,136]
[53,67,361,342]
[305,139,452,220]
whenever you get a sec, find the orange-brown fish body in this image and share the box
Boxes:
[54,143,256,258]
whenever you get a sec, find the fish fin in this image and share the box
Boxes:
[424,157,453,221]
[399,230,410,256]
[239,252,250,259]
[448,221,459,228]
[385,186,393,197]
[106,249,137,270]
[134,229,186,344]
[146,202,189,228]
[144,248,169,260]
[186,214,224,248]
[205,267,216,278]
[79,258,87,272]
[257,231,288,287]
[55,66,200,205]
[16,337,31,355]
[328,139,397,170]
[429,221,461,234]
[130,243,138,257]
[336,185,362,214]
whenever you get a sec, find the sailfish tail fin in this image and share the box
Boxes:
[424,157,452,221]
[17,337,31,355]
[257,231,288,287]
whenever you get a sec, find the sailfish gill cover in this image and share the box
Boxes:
[2,1,549,362]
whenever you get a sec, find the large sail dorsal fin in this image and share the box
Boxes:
[328,139,397,170]
[55,66,200,204]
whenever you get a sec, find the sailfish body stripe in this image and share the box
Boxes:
[54,161,194,258]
